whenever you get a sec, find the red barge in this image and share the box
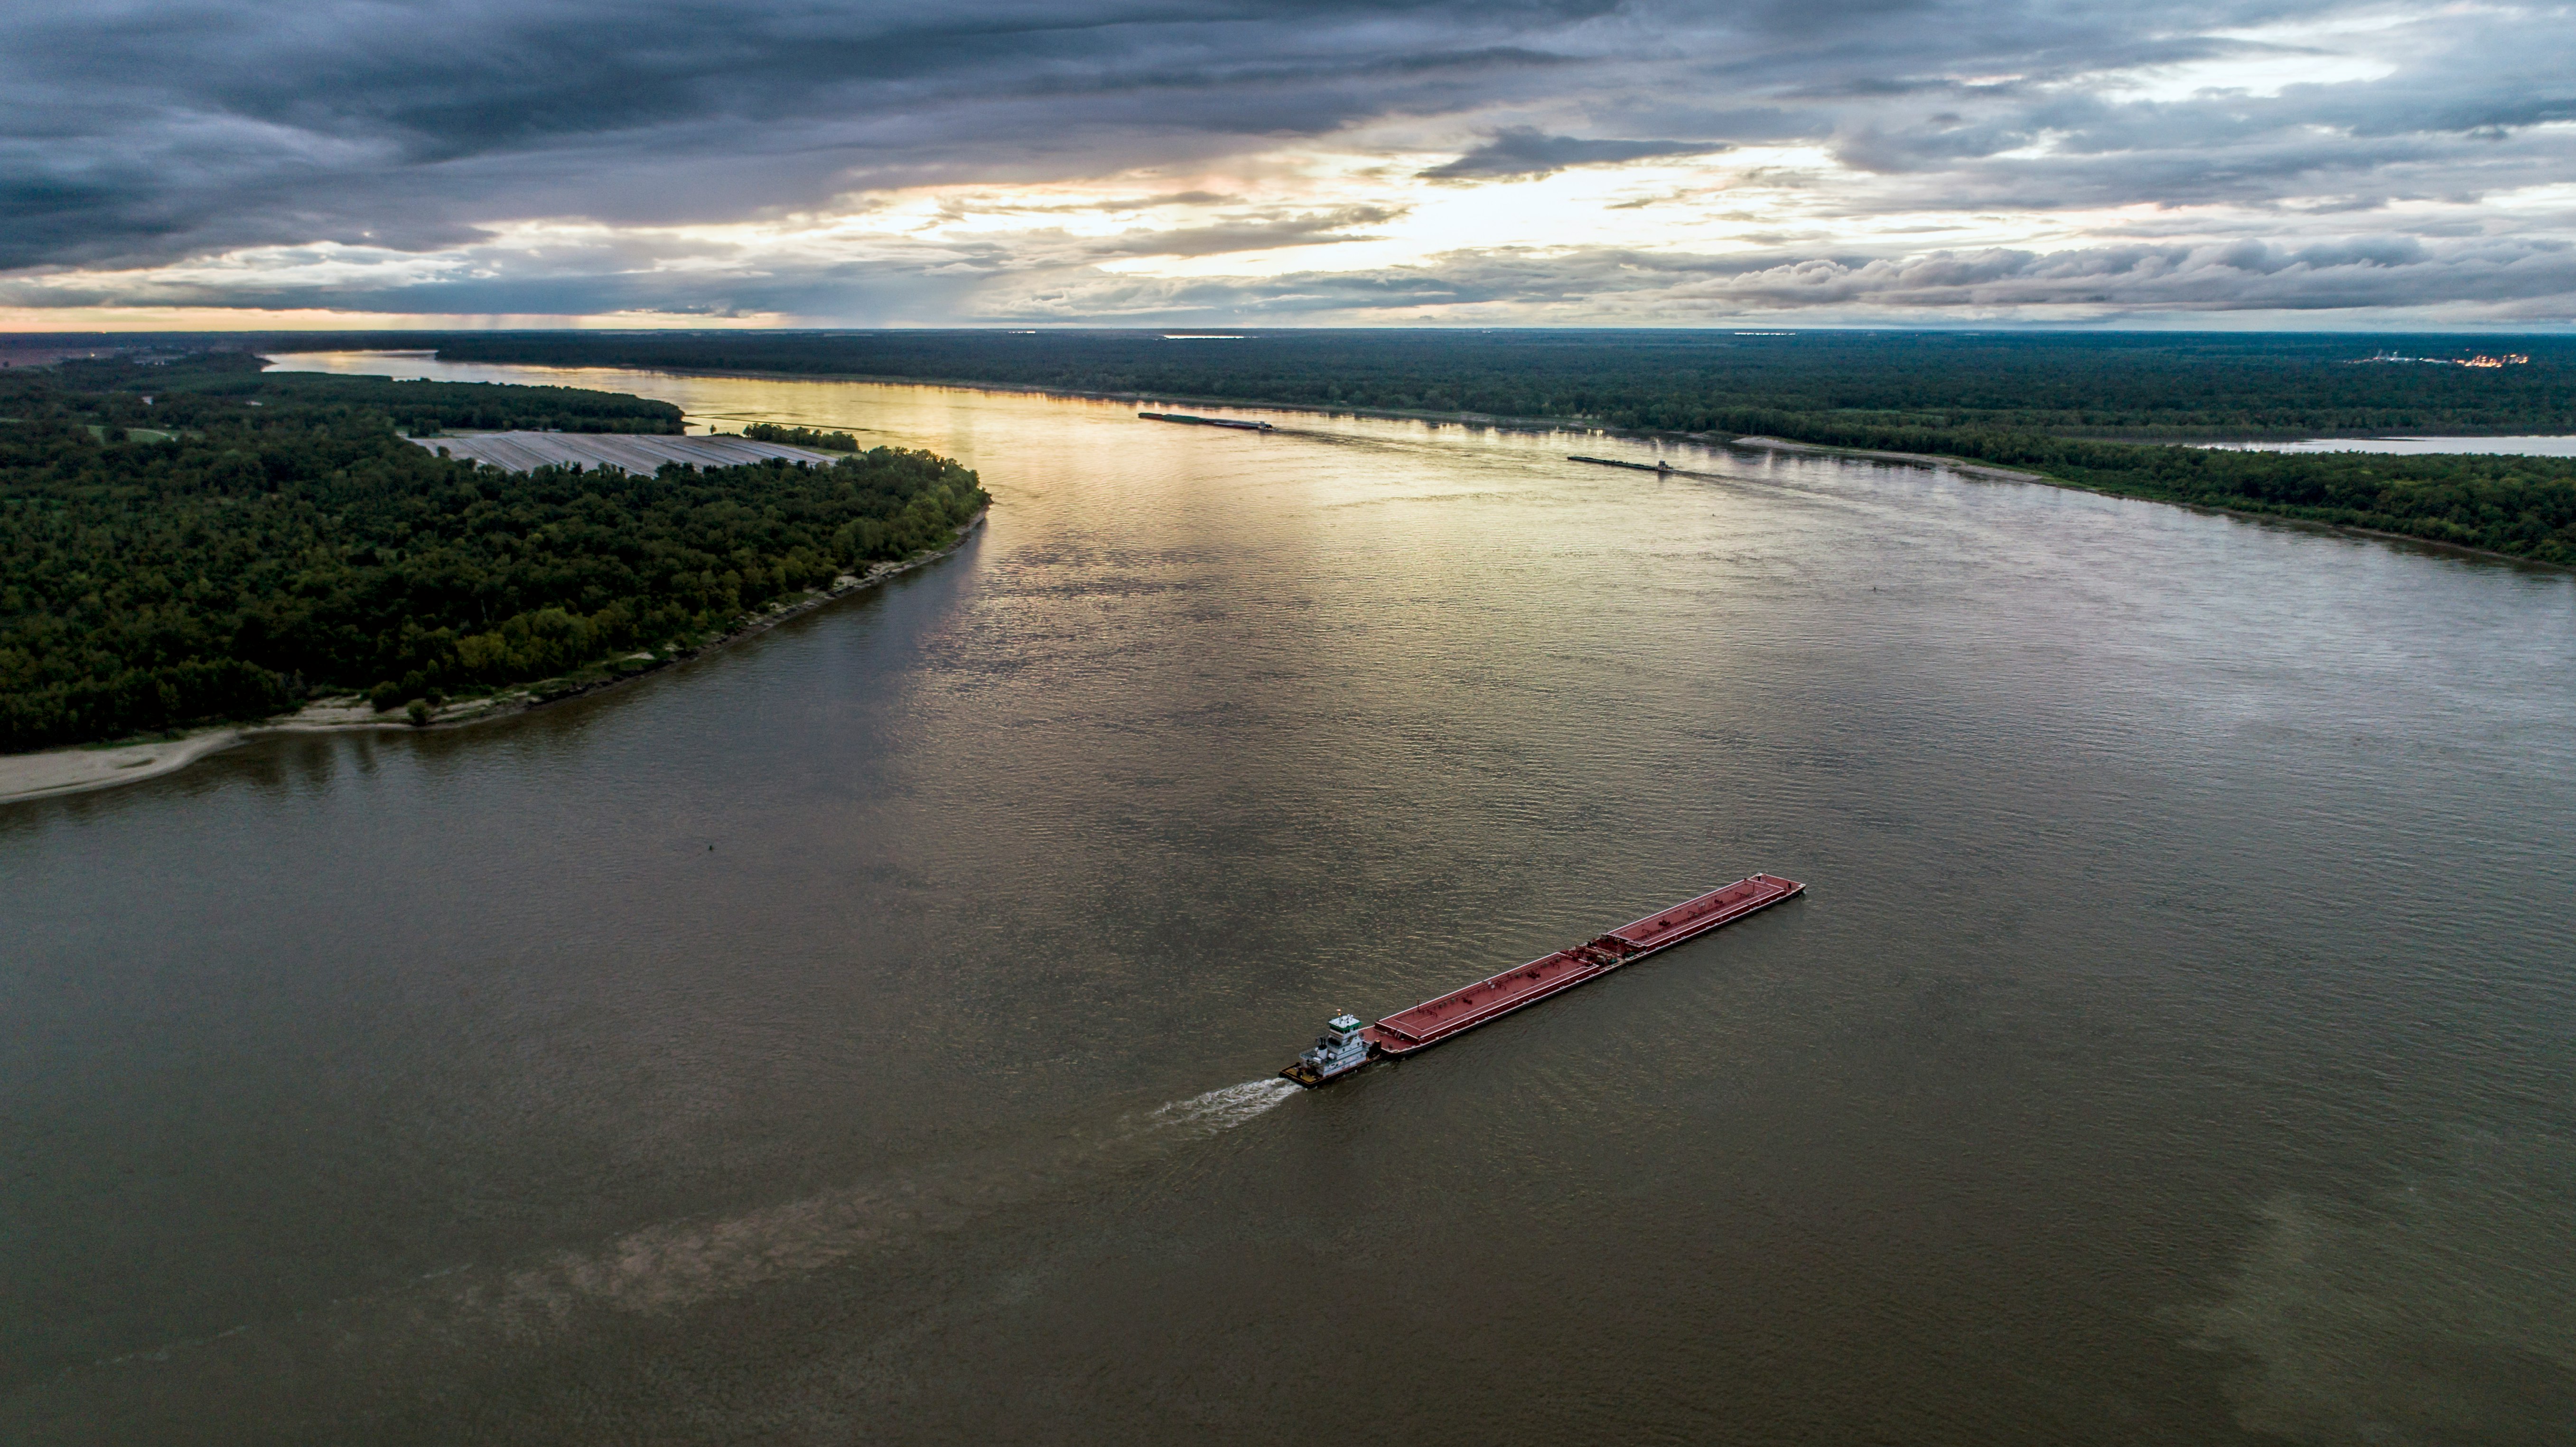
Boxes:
[1281,873,1804,1086]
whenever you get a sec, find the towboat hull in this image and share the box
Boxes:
[1279,1058,1365,1088]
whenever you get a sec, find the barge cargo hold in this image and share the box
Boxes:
[1279,873,1803,1086]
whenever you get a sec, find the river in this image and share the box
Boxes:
[5,357,2573,1443]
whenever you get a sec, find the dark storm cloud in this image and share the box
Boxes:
[1419,128,1729,179]
[0,0,1604,269]
[965,235,2576,323]
[3,0,2575,319]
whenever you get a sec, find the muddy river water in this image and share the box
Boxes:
[5,356,2573,1443]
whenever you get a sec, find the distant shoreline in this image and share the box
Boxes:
[577,362,2567,564]
[0,509,986,807]
[280,349,2572,444]
[291,352,2576,575]
[369,355,2063,471]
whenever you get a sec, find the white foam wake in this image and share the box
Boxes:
[1145,1077,1302,1135]
[58,1073,1309,1410]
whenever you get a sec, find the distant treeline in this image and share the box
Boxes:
[0,355,986,751]
[318,329,2576,438]
[64,351,685,436]
[1929,433,2574,562]
[743,421,859,451]
[285,329,2576,565]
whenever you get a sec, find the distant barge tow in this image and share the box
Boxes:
[1280,874,1805,1086]
[1140,411,1275,431]
[1568,454,1674,472]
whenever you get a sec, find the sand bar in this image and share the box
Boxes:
[0,731,251,804]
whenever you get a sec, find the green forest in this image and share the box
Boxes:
[319,329,2576,566]
[383,329,2576,438]
[0,354,987,752]
[742,422,860,451]
[63,349,687,435]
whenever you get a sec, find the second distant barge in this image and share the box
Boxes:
[1567,454,1676,473]
[1139,411,1275,431]
[1281,873,1804,1086]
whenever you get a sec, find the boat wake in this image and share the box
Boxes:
[27,1072,1303,1428]
[475,1077,1300,1329]
[1145,1077,1301,1136]
[477,1077,1301,1327]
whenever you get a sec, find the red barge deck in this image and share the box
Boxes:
[1356,874,1803,1060]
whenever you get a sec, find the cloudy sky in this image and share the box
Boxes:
[5,0,2575,329]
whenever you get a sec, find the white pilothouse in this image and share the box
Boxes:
[1280,1013,1371,1087]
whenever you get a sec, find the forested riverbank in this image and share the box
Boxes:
[0,354,989,752]
[361,330,2576,438]
[1751,425,2576,563]
[299,329,2576,566]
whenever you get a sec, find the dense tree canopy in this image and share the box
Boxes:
[62,350,686,436]
[386,330,2576,439]
[0,359,986,751]
[742,422,859,450]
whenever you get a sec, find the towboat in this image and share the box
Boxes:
[1279,1014,1371,1087]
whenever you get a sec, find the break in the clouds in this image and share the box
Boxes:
[4,0,2576,327]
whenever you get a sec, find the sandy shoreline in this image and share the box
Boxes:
[0,731,257,805]
[0,509,986,807]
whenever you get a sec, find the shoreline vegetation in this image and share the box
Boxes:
[0,352,991,799]
[740,421,859,451]
[0,510,983,805]
[344,330,2574,567]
